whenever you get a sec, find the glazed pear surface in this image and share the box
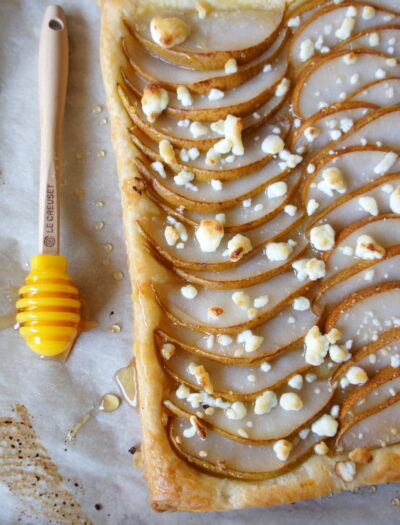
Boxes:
[114,0,400,482]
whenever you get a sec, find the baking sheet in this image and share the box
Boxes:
[0,0,399,523]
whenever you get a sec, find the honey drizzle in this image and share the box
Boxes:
[114,358,138,408]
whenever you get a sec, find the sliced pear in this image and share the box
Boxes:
[138,203,306,273]
[133,154,291,213]
[337,397,400,452]
[301,146,400,214]
[131,6,285,70]
[168,376,333,443]
[121,60,288,122]
[154,271,313,333]
[128,116,291,182]
[325,282,400,350]
[339,366,400,424]
[156,170,303,232]
[324,215,400,279]
[289,2,400,70]
[123,25,288,93]
[119,84,287,152]
[308,174,400,235]
[292,50,400,118]
[157,341,310,400]
[349,77,400,106]
[157,303,319,362]
[290,102,375,154]
[158,291,318,336]
[168,415,321,480]
[316,246,400,313]
[308,106,400,168]
[337,27,400,57]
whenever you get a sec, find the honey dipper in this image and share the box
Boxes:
[16,6,81,356]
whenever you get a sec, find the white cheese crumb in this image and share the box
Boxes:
[273,439,293,461]
[267,181,287,198]
[355,234,385,260]
[254,391,277,415]
[346,366,368,385]
[224,58,238,74]
[293,296,310,311]
[195,219,224,252]
[177,86,193,107]
[304,325,329,366]
[208,88,224,100]
[359,196,378,216]
[311,414,338,437]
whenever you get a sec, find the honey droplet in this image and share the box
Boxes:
[113,271,124,281]
[108,323,121,334]
[99,118,108,125]
[368,485,377,494]
[67,410,92,441]
[92,105,102,114]
[104,242,113,252]
[99,393,121,413]
[73,187,85,198]
[95,221,104,231]
[95,201,104,208]
[102,257,110,267]
[97,150,106,158]
[391,497,400,506]
[75,152,83,159]
[115,359,137,408]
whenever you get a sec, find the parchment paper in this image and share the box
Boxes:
[0,1,399,523]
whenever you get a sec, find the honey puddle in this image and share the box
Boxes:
[114,358,138,407]
[99,393,121,412]
[0,404,91,524]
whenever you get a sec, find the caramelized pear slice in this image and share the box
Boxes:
[324,215,400,279]
[290,103,375,154]
[302,146,400,214]
[349,77,400,106]
[168,378,333,443]
[337,398,400,452]
[307,174,400,234]
[157,304,319,362]
[316,247,400,313]
[121,60,288,121]
[128,117,291,182]
[133,155,289,213]
[154,170,302,232]
[289,2,400,70]
[331,327,400,383]
[155,270,310,331]
[337,27,400,59]
[119,84,287,152]
[132,6,285,70]
[139,205,305,273]
[325,282,400,350]
[308,106,400,168]
[158,342,310,400]
[292,50,400,118]
[123,25,288,93]
[339,366,400,425]
[169,416,321,480]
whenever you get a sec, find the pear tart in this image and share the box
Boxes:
[100,0,400,512]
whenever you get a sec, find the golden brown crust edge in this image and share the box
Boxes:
[99,0,400,512]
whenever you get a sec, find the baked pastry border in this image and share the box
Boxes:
[99,0,400,512]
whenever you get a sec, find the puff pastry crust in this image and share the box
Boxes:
[99,0,400,512]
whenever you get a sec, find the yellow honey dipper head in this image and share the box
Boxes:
[16,255,81,356]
